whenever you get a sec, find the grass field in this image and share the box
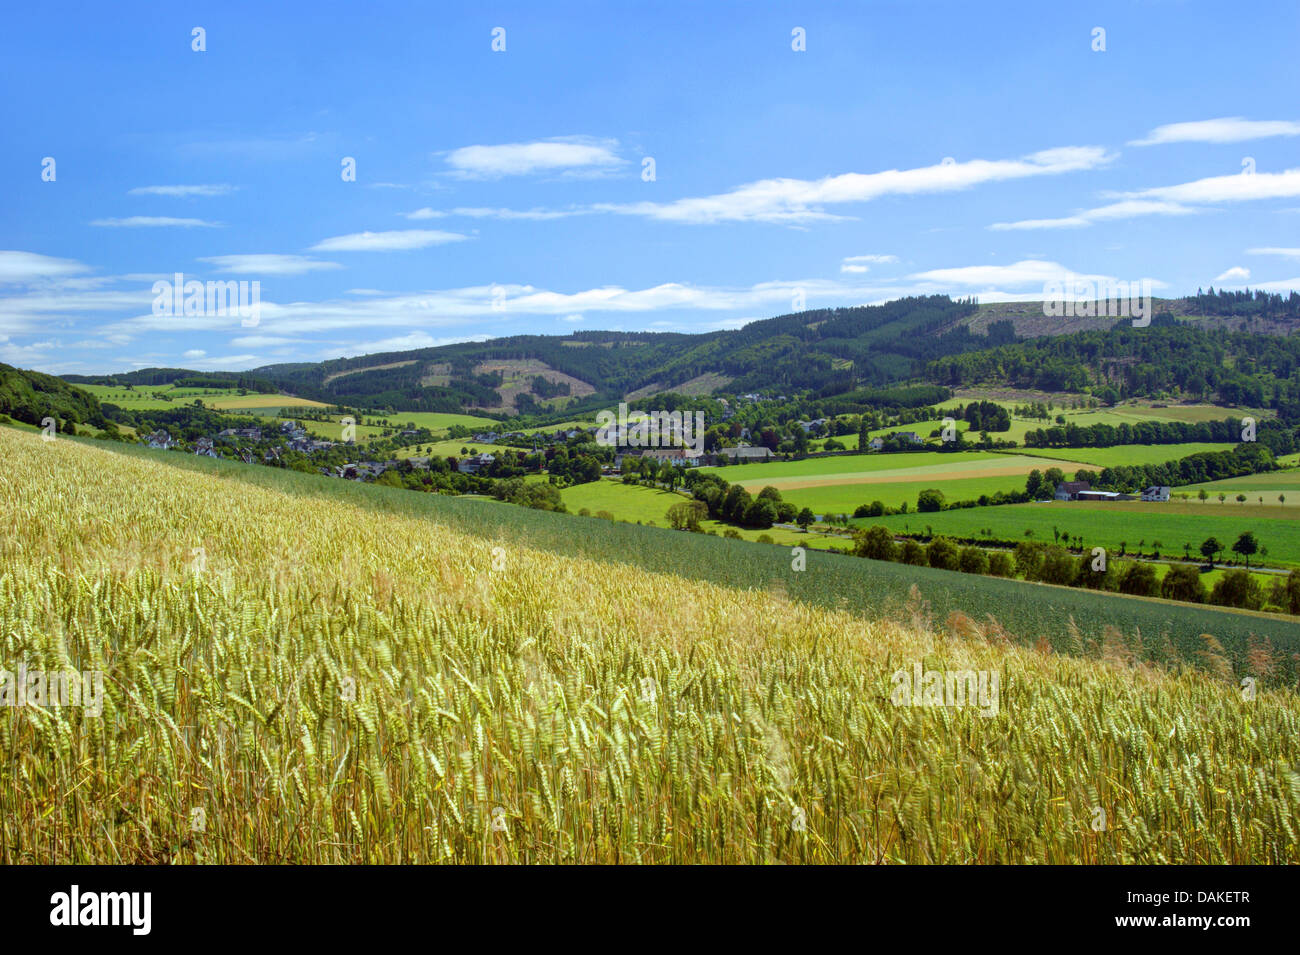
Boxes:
[4,424,1299,863]
[1013,443,1237,468]
[705,451,1092,514]
[1185,469,1300,495]
[865,500,1300,568]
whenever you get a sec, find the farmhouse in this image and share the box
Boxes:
[868,437,885,451]
[639,448,703,467]
[1141,486,1171,502]
[1055,481,1091,501]
[457,453,495,474]
[145,429,175,450]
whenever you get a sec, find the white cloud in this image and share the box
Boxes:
[128,184,236,197]
[561,313,583,323]
[841,254,899,273]
[182,348,207,359]
[443,137,624,178]
[1214,266,1250,282]
[309,230,467,252]
[198,254,343,275]
[0,251,90,284]
[90,216,220,228]
[1130,117,1300,146]
[593,146,1114,224]
[1121,168,1300,204]
[991,199,1197,231]
[231,335,300,348]
[1247,247,1300,258]
[909,259,1165,296]
[1244,276,1300,292]
[403,206,586,221]
[342,331,488,355]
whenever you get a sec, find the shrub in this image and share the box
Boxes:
[917,488,945,513]
[957,546,988,575]
[1119,562,1160,597]
[926,536,959,571]
[986,552,1013,577]
[900,540,927,566]
[852,525,898,562]
[1161,564,1207,603]
[1210,570,1263,610]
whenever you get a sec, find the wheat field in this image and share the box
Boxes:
[1,426,1297,864]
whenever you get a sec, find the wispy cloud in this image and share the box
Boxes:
[1215,266,1250,282]
[198,254,343,275]
[840,253,899,273]
[1247,246,1300,259]
[592,146,1115,224]
[1120,168,1300,204]
[128,184,236,197]
[90,216,220,228]
[402,206,587,221]
[309,230,467,252]
[909,259,1165,295]
[990,199,1197,231]
[443,136,624,179]
[0,251,91,284]
[1130,117,1300,146]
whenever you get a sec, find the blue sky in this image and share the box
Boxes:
[2,0,1298,375]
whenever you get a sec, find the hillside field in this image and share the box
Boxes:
[3,424,1299,864]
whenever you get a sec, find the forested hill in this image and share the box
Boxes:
[0,362,115,434]
[49,289,1300,416]
[242,295,991,412]
[927,317,1300,415]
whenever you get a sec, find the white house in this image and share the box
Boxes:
[1141,486,1171,502]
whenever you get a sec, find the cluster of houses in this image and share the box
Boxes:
[1054,481,1171,503]
[867,431,922,451]
[471,428,582,446]
[142,419,338,461]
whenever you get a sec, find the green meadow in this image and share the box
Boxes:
[865,500,1300,568]
[1012,442,1237,468]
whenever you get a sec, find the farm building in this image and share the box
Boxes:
[716,445,772,462]
[1141,486,1171,502]
[1055,481,1091,501]
[1077,490,1126,502]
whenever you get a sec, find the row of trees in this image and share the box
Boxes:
[849,527,1300,614]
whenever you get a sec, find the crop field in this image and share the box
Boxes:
[708,451,1092,513]
[866,500,1300,568]
[1013,443,1237,468]
[205,394,330,411]
[1185,469,1300,495]
[3,425,1299,864]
